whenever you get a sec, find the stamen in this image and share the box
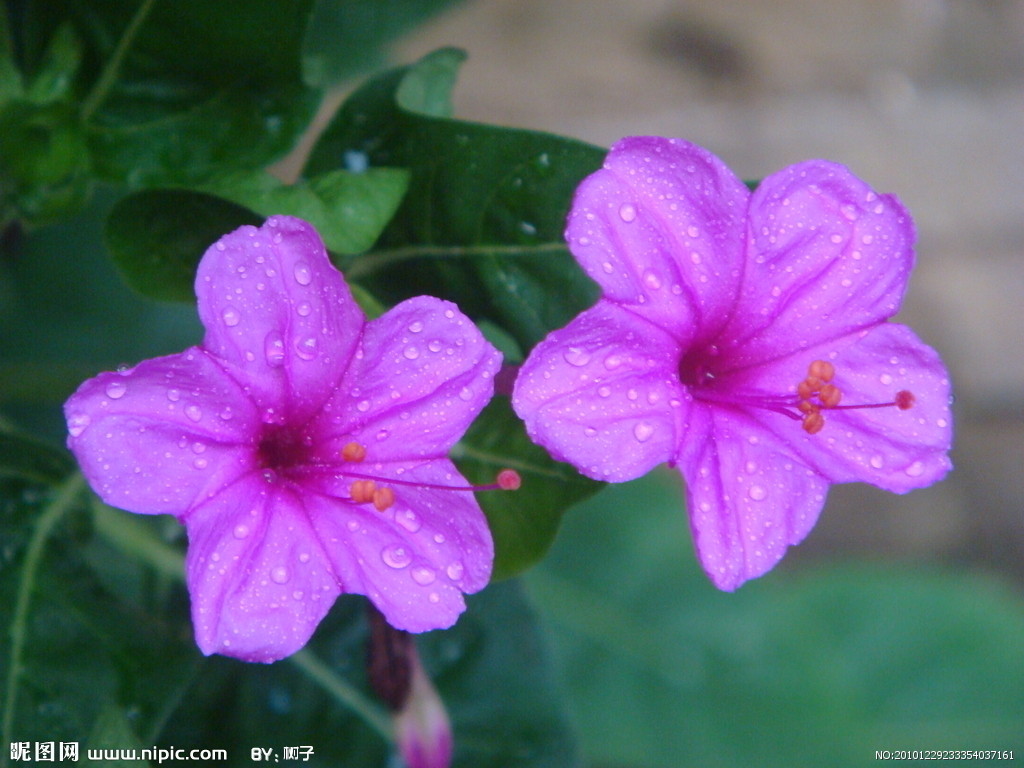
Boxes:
[338,441,522,511]
[795,360,915,435]
[342,441,367,462]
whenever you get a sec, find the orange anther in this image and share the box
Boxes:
[372,486,395,511]
[798,400,817,414]
[797,379,817,400]
[895,390,915,410]
[808,360,835,382]
[802,411,825,434]
[350,479,377,504]
[818,383,842,408]
[342,441,367,462]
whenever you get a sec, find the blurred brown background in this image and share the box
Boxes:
[393,0,1024,584]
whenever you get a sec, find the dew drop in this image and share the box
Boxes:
[411,566,436,586]
[458,386,473,401]
[299,552,311,563]
[428,339,443,353]
[603,354,623,370]
[293,262,313,285]
[219,407,234,421]
[221,307,240,327]
[166,388,181,402]
[105,381,127,400]
[296,302,312,317]
[879,373,894,385]
[446,561,465,581]
[68,413,91,437]
[356,399,370,412]
[271,566,290,584]
[633,422,655,442]
[193,457,208,470]
[185,405,202,422]
[233,524,250,539]
[597,385,611,398]
[295,336,317,360]
[618,203,637,222]
[264,331,285,366]
[563,347,591,367]
[689,251,702,265]
[869,455,884,469]
[396,509,422,533]
[748,485,767,501]
[403,346,420,360]
[381,545,412,569]
[904,461,924,477]
[687,225,700,238]
[643,271,662,290]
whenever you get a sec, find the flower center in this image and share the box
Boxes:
[257,424,311,477]
[685,357,915,435]
[337,441,520,512]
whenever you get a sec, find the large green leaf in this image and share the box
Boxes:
[306,47,606,352]
[104,166,410,303]
[16,0,319,185]
[527,470,1024,767]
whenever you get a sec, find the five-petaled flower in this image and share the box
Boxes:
[513,137,952,590]
[65,216,503,662]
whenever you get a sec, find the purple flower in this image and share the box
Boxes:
[513,137,952,591]
[65,216,503,662]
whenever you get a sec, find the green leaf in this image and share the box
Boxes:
[105,166,410,303]
[453,397,601,580]
[16,0,320,185]
[528,470,1024,767]
[0,431,73,484]
[0,4,23,104]
[307,47,606,352]
[198,167,410,254]
[302,0,469,89]
[105,190,261,303]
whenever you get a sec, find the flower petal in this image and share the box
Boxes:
[513,300,685,481]
[722,160,915,367]
[195,215,363,424]
[312,296,501,463]
[677,404,828,591]
[742,323,953,491]
[64,348,257,515]
[183,476,342,663]
[566,137,748,342]
[305,460,493,632]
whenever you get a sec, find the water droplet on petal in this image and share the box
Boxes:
[167,388,181,402]
[618,203,637,222]
[222,307,240,327]
[458,387,473,401]
[68,413,91,437]
[296,302,312,317]
[633,422,655,442]
[382,545,412,569]
[396,509,422,533]
[185,405,202,422]
[643,271,662,290]
[687,225,700,238]
[105,381,127,399]
[563,347,591,367]
[748,485,767,501]
[411,566,436,585]
[271,566,290,584]
[233,524,250,539]
[408,320,424,333]
[905,461,924,477]
[446,561,464,581]
[298,552,311,563]
[870,455,884,469]
[295,336,317,360]
[264,331,285,367]
[356,399,370,412]
[293,262,312,285]
[403,346,420,360]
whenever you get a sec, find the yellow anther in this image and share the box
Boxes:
[342,441,367,463]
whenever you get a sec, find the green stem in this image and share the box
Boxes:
[88,496,393,744]
[289,648,393,742]
[344,241,566,280]
[80,0,157,123]
[1,472,86,764]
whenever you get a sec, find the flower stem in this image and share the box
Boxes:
[289,647,394,741]
[1,472,86,764]
[80,0,157,123]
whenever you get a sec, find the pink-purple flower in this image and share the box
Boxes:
[65,215,502,662]
[513,137,953,591]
